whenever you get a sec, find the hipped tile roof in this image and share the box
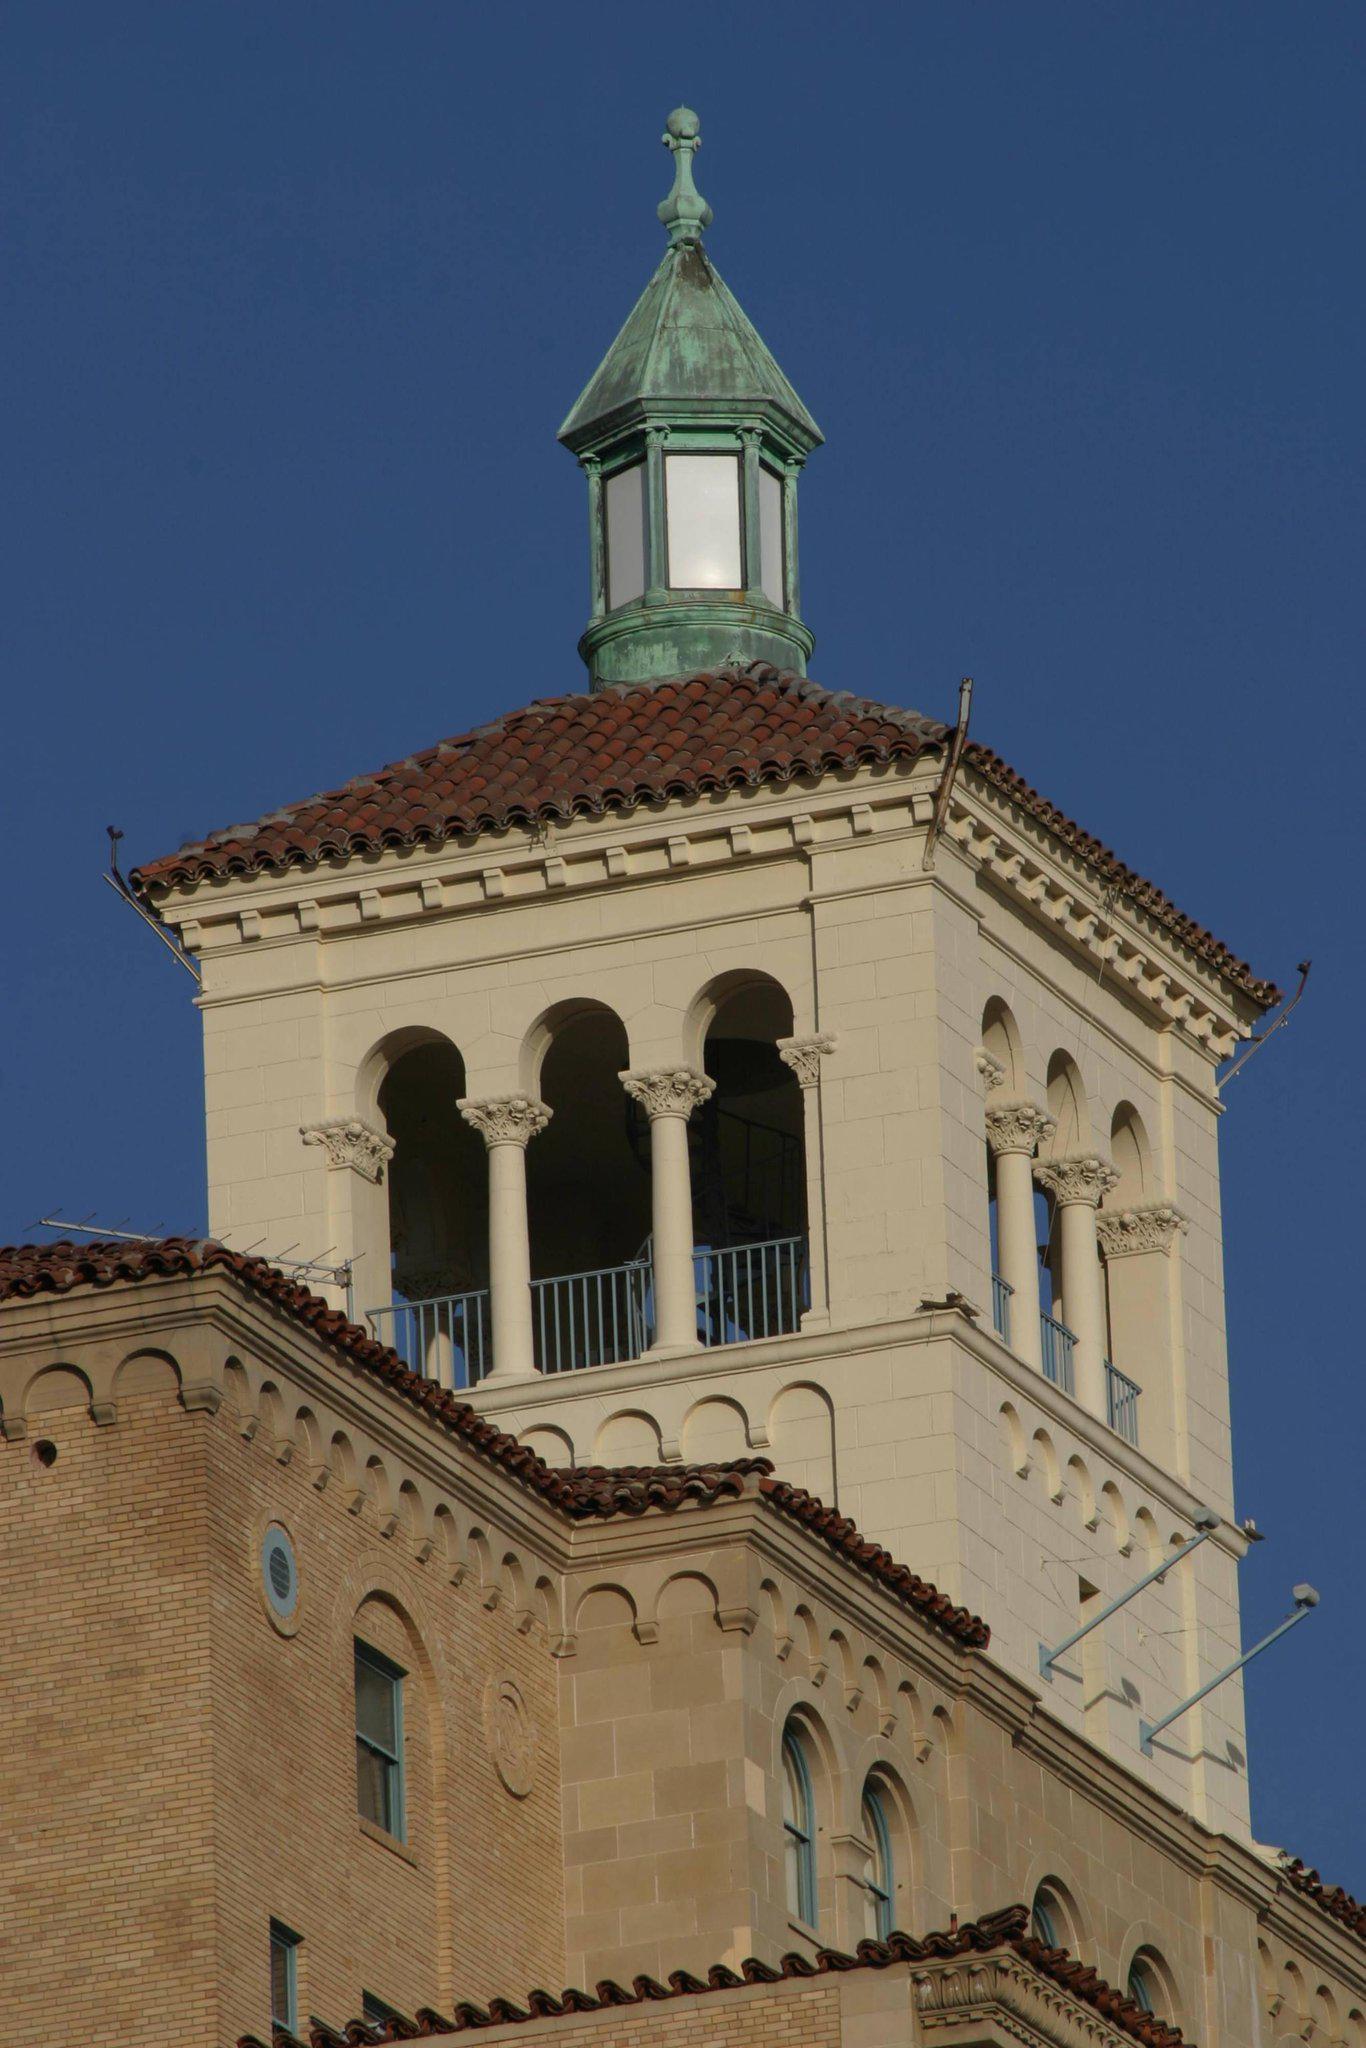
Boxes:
[128,666,1279,1007]
[0,1236,987,1650]
[235,1905,1192,2048]
[1280,1855,1366,1942]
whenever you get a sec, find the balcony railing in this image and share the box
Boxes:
[991,1272,1013,1345]
[1039,1310,1076,1396]
[531,1259,651,1375]
[367,1289,491,1389]
[1105,1360,1141,1446]
[368,1233,809,1382]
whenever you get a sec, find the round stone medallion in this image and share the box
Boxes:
[482,1677,537,1798]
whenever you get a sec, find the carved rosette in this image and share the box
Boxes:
[1033,1153,1121,1209]
[482,1677,539,1799]
[618,1068,715,1119]
[974,1047,1007,1092]
[1097,1200,1189,1259]
[985,1100,1055,1159]
[776,1032,838,1089]
[299,1118,395,1184]
[457,1096,552,1148]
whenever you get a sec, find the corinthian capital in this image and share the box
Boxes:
[776,1033,838,1089]
[1033,1153,1121,1208]
[618,1068,715,1119]
[974,1047,1007,1092]
[985,1100,1055,1159]
[1097,1200,1189,1258]
[457,1095,552,1148]
[300,1118,395,1184]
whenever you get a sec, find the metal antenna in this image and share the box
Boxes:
[1218,960,1311,1092]
[103,826,202,983]
[922,677,974,872]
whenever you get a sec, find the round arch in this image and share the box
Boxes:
[981,996,1025,1094]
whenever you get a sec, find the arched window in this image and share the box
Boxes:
[1031,1884,1067,1949]
[1127,1950,1167,2018]
[781,1724,817,1927]
[861,1779,894,1939]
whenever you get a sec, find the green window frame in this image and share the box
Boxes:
[354,1639,406,1841]
[861,1781,895,1940]
[781,1723,817,1928]
[269,1919,300,2034]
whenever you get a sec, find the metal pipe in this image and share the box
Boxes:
[1038,1510,1221,1683]
[1139,1587,1319,1756]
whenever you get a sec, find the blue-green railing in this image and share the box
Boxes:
[368,1289,491,1389]
[531,1259,651,1375]
[1039,1310,1076,1396]
[695,1235,807,1348]
[991,1273,1013,1345]
[1105,1360,1141,1446]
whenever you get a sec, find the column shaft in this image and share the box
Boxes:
[650,1111,697,1351]
[996,1148,1043,1368]
[1059,1197,1107,1416]
[487,1140,537,1381]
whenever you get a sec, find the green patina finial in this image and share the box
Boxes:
[657,106,713,246]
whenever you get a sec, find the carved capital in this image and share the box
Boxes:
[300,1117,395,1184]
[457,1096,551,1148]
[985,1099,1055,1159]
[776,1032,838,1089]
[974,1047,1007,1091]
[1097,1200,1189,1258]
[618,1068,715,1119]
[1033,1152,1121,1208]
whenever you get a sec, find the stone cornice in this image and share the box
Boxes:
[1097,1202,1190,1259]
[1034,1154,1121,1209]
[986,1099,1056,1158]
[618,1068,715,1118]
[299,1116,395,1183]
[776,1032,838,1088]
[914,1951,1143,2046]
[457,1096,552,1147]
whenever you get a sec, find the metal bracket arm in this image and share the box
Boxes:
[1138,1587,1319,1757]
[1038,1512,1220,1684]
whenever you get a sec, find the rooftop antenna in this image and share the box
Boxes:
[103,827,201,984]
[922,678,974,871]
[1217,960,1311,1093]
[32,1212,356,1316]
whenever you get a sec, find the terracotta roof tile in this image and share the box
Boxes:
[1279,1854,1366,1942]
[234,1906,1193,2048]
[127,664,1278,1007]
[0,1236,987,1650]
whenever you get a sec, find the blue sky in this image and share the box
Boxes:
[4,3,1362,1884]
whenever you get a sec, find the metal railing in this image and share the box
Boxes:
[694,1235,807,1348]
[367,1290,491,1389]
[531,1259,651,1375]
[991,1273,1013,1345]
[1039,1310,1076,1396]
[1105,1360,1141,1446]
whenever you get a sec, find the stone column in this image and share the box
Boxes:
[457,1096,551,1383]
[619,1069,714,1354]
[1033,1154,1120,1417]
[1097,1200,1188,1464]
[984,1100,1054,1370]
[299,1117,396,1320]
[777,1032,837,1327]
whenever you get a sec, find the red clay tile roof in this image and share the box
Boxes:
[234,1905,1192,2048]
[0,1236,987,1650]
[128,665,1279,1007]
[1280,1855,1366,1943]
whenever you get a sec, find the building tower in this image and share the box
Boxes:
[129,108,1278,1845]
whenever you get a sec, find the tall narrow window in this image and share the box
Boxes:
[1127,1956,1160,2015]
[355,1640,405,1840]
[758,464,784,607]
[269,1921,300,2035]
[605,462,646,609]
[781,1723,817,1927]
[665,453,742,587]
[1031,1885,1064,1948]
[861,1781,895,1939]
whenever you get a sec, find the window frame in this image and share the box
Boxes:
[363,1990,405,2029]
[269,1919,301,2035]
[354,1638,406,1842]
[861,1780,895,1940]
[781,1723,818,1929]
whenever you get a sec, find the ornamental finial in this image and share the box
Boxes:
[658,106,713,246]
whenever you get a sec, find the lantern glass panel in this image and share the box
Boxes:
[665,454,742,588]
[759,464,784,607]
[605,463,646,609]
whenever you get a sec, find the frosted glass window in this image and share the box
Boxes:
[666,454,742,588]
[759,465,784,607]
[605,464,646,610]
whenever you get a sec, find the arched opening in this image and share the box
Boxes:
[525,1004,651,1369]
[691,974,806,1343]
[781,1718,819,1930]
[1030,1878,1080,1952]
[1100,1103,1153,1445]
[859,1773,900,1941]
[1126,1946,1175,2022]
[981,996,1024,1095]
[377,1038,489,1384]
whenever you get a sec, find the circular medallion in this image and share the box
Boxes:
[261,1523,299,1627]
[482,1677,537,1798]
